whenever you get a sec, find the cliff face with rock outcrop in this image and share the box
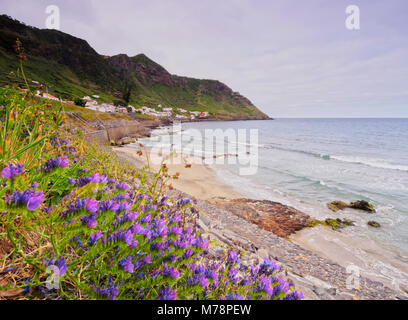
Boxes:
[0,15,270,120]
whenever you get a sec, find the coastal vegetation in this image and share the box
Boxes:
[0,86,302,300]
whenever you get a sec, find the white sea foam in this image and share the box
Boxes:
[330,155,408,171]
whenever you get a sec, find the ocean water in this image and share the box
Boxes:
[137,118,408,290]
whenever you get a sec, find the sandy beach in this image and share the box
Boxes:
[113,145,243,200]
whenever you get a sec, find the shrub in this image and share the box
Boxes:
[74,98,86,107]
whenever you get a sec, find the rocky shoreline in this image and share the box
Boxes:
[208,198,313,238]
[173,190,407,300]
[113,149,408,300]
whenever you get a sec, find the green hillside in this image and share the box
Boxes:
[0,15,270,120]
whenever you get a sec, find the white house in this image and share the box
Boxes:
[85,100,98,107]
[35,90,59,101]
[116,107,128,113]
[100,103,115,113]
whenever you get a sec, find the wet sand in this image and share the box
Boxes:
[290,225,408,292]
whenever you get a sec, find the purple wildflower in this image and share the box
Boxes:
[116,183,129,190]
[227,250,240,265]
[143,254,152,264]
[88,231,103,246]
[26,191,44,211]
[1,163,24,179]
[41,156,69,173]
[283,291,305,300]
[7,189,44,211]
[55,257,67,276]
[163,264,180,278]
[85,198,98,212]
[225,292,245,300]
[88,219,98,228]
[156,287,177,300]
[199,276,209,287]
[91,173,101,183]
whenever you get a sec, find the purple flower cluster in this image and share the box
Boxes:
[9,130,302,301]
[156,286,177,300]
[50,134,77,156]
[41,156,69,173]
[92,275,119,300]
[162,264,180,279]
[1,163,24,179]
[69,173,109,187]
[43,256,67,276]
[6,189,44,211]
[60,197,98,217]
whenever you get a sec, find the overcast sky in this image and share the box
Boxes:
[1,0,408,117]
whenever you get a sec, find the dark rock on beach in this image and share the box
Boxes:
[368,221,381,228]
[349,200,376,213]
[323,218,355,230]
[327,200,376,213]
[327,201,348,212]
[208,198,313,238]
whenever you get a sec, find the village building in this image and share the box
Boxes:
[127,105,136,112]
[35,90,59,101]
[116,107,128,113]
[85,100,98,107]
[100,103,115,113]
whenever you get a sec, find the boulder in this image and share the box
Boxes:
[327,201,348,212]
[326,200,376,213]
[118,137,136,145]
[323,218,355,230]
[349,200,376,213]
[367,221,381,228]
